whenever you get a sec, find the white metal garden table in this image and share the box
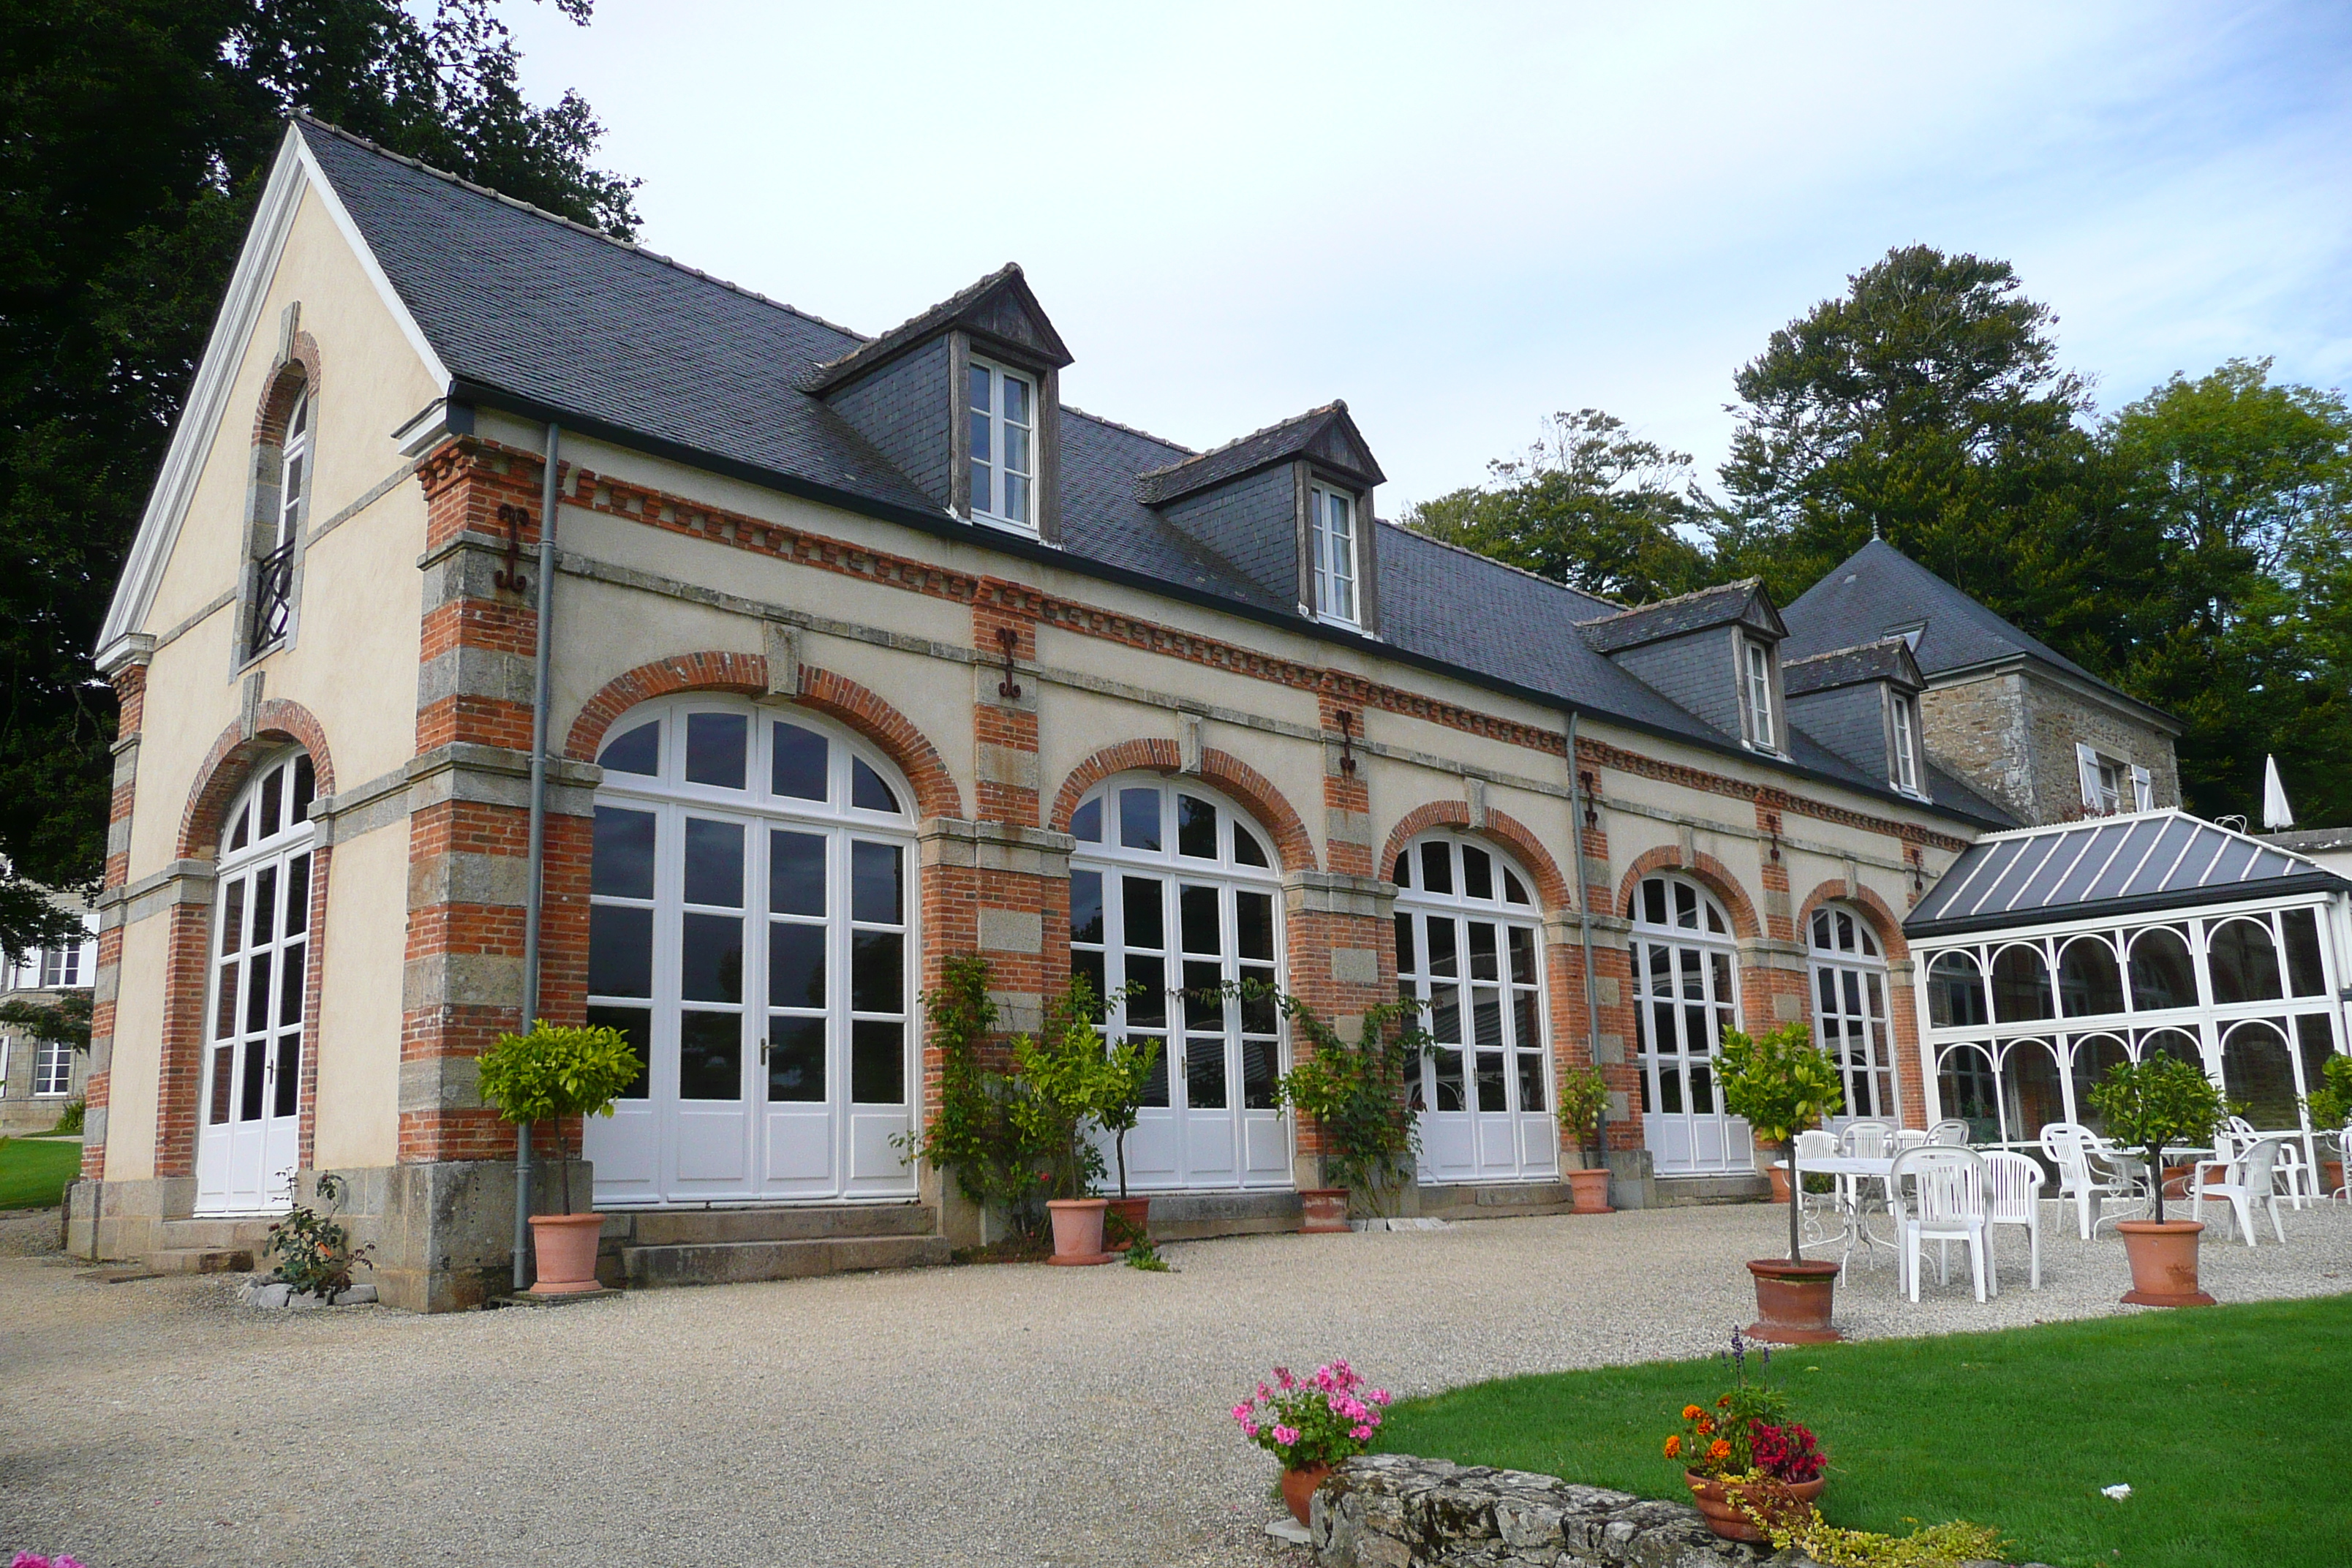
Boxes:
[1778,1153,1898,1275]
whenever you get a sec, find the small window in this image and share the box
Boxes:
[1891,694,1922,794]
[249,385,308,657]
[1310,484,1358,626]
[1742,638,1776,750]
[34,1035,74,1097]
[2076,744,2147,815]
[968,358,1035,531]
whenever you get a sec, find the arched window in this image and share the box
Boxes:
[1990,943,2053,1022]
[1994,1038,2065,1147]
[1628,874,1746,1176]
[2220,1019,2297,1128]
[1926,951,1988,1029]
[2134,1027,2203,1068]
[2068,1033,2128,1135]
[249,384,308,657]
[1934,1042,1999,1144]
[1068,776,1287,1191]
[1394,833,1551,1183]
[581,698,917,1206]
[1809,905,1896,1122]
[197,748,318,1215]
[2128,927,2196,1011]
[2206,918,2283,1005]
[2057,936,2125,1017]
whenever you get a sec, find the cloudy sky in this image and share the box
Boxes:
[508,1,2351,513]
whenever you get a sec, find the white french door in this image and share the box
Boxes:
[196,753,317,1215]
[1808,905,1899,1126]
[584,701,917,1206]
[1630,873,1752,1176]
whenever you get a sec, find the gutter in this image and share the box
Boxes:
[1566,709,1608,1169]
[513,421,561,1290]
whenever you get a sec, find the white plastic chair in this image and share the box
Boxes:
[1982,1150,2045,1291]
[2040,1123,2137,1240]
[2335,1124,2351,1205]
[2228,1117,2313,1210]
[1928,1119,1971,1147]
[1841,1120,1893,1159]
[1891,1128,1931,1151]
[1888,1145,1991,1303]
[1793,1129,1841,1250]
[2193,1136,2285,1245]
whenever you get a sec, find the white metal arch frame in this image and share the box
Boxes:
[197,747,318,1215]
[1628,872,1751,1177]
[1393,831,1556,1183]
[581,695,919,1207]
[1807,903,1899,1126]
[1068,772,1291,1191]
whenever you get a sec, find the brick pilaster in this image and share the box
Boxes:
[81,657,148,1178]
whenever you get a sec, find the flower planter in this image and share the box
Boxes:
[1566,1166,1613,1214]
[2117,1218,2215,1307]
[1104,1195,1151,1252]
[1752,1140,1788,1204]
[1045,1198,1113,1264]
[1745,1257,1841,1343]
[1765,1164,1792,1204]
[1280,1462,1333,1526]
[526,1213,606,1295]
[1685,1470,1826,1543]
[1299,1188,1351,1234]
[2323,1158,2345,1199]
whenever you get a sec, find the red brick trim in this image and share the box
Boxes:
[563,652,965,821]
[1046,741,1316,872]
[1376,802,1572,912]
[1793,878,1912,964]
[250,331,323,445]
[178,701,337,860]
[1616,846,1764,941]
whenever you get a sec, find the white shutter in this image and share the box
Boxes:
[2076,744,2104,812]
[2130,765,2154,812]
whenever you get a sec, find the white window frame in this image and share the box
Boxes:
[1807,904,1899,1125]
[277,388,309,554]
[1890,692,1923,796]
[1741,636,1779,752]
[33,1033,74,1098]
[1308,482,1360,627]
[967,356,1036,534]
[2075,744,2150,815]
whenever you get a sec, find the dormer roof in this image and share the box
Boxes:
[1578,579,1784,655]
[1783,636,1923,698]
[1136,402,1383,506]
[804,263,1071,394]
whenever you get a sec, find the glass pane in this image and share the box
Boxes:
[1507,926,1535,986]
[1122,876,1164,950]
[968,456,990,513]
[768,922,825,1008]
[1991,946,2053,1022]
[683,818,745,908]
[772,723,829,800]
[587,1005,652,1098]
[851,841,902,924]
[1073,951,1107,1020]
[1429,982,1461,1043]
[766,1015,824,1101]
[1393,852,1412,888]
[1433,1047,1465,1111]
[1003,373,1029,425]
[1473,987,1503,1047]
[685,712,748,789]
[1180,885,1220,954]
[1657,1060,1683,1112]
[2221,1022,2297,1127]
[1420,841,1453,895]
[679,1011,742,1100]
[1504,867,1529,904]
[2129,928,2195,1010]
[1243,1039,1279,1109]
[1120,787,1161,851]
[769,831,826,917]
[1176,795,1218,859]
[970,363,992,413]
[1462,845,1493,901]
[2296,1014,2337,1104]
[1239,965,1277,1034]
[252,865,277,946]
[1642,879,1667,927]
[851,758,900,813]
[1126,955,1166,1028]
[1428,919,1458,979]
[1186,1039,1227,1109]
[599,720,660,777]
[208,1041,234,1124]
[1004,472,1030,524]
[273,1033,299,1117]
[220,881,245,956]
[1929,953,1988,1028]
[2057,938,2125,1016]
[239,1035,266,1120]
[1516,1052,1547,1112]
[278,943,304,1027]
[1233,823,1270,867]
[291,753,316,823]
[1475,1051,1507,1112]
[284,853,311,935]
[1689,1059,1715,1114]
[1512,990,1539,1049]
[851,931,903,1013]
[229,804,248,853]
[1469,922,1499,981]
[1071,798,1103,843]
[679,912,744,1003]
[1183,960,1223,1028]
[2283,908,2326,997]
[2209,919,2283,1004]
[851,1019,905,1104]
[1237,892,1274,962]
[214,960,239,1042]
[259,766,283,840]
[1394,913,1417,975]
[246,951,273,1036]
[1134,1033,1169,1107]
[1071,870,1104,946]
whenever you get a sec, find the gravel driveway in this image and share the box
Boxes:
[5,1201,2348,1567]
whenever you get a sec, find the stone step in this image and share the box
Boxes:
[619,1232,950,1289]
[157,1216,279,1251]
[604,1202,937,1248]
[148,1247,256,1275]
[1128,1188,1299,1242]
[1415,1181,1578,1221]
[1653,1173,1771,1206]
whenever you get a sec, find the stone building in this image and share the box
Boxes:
[0,910,97,1134]
[67,118,2338,1309]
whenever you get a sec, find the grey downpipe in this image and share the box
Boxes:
[1567,710,1608,1163]
[514,421,562,1291]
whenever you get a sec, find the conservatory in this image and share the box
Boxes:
[1904,811,2352,1169]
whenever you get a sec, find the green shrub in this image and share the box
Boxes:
[50,1097,85,1135]
[1268,989,1429,1217]
[265,1172,373,1297]
[476,1019,641,1214]
[2086,1055,2229,1224]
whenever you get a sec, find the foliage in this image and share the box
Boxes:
[2304,1052,2352,1133]
[1403,410,1715,602]
[1662,1331,1820,1482]
[1122,1234,1170,1272]
[1555,1064,1609,1165]
[476,1019,641,1213]
[1733,1482,2005,1568]
[2084,1055,2229,1224]
[1006,992,1120,1203]
[1266,989,1429,1216]
[0,1,637,962]
[895,956,1008,1208]
[1092,1030,1161,1199]
[1232,1360,1393,1471]
[0,990,94,1055]
[10,1553,88,1568]
[50,1098,86,1136]
[263,1172,372,1297]
[0,1137,83,1210]
[1716,1022,1843,1145]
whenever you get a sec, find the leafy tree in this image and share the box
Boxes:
[0,0,638,961]
[0,988,94,1057]
[1403,409,1716,602]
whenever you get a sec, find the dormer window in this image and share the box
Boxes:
[1891,693,1923,795]
[968,358,1034,531]
[1310,483,1359,625]
[1741,636,1778,751]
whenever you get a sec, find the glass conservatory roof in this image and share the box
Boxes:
[1906,810,2348,939]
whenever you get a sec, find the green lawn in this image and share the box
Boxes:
[1376,1294,2352,1568]
[0,1136,82,1210]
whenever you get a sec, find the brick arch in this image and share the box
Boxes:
[1616,846,1763,941]
[251,331,323,446]
[1379,801,1572,911]
[1795,879,1912,962]
[1048,741,1316,872]
[563,652,964,821]
[178,699,338,859]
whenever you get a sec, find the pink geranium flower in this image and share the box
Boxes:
[1272,1425,1300,1447]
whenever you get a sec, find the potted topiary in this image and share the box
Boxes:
[1096,1031,1161,1251]
[477,1019,641,1294]
[1716,1022,1845,1343]
[2087,1055,2230,1307]
[2304,1054,2352,1199]
[1008,998,1119,1265]
[1557,1063,1613,1214]
[1268,992,1428,1232]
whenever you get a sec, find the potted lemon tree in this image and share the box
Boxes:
[478,1019,641,1295]
[1716,1021,1844,1343]
[2087,1055,2229,1307]
[1557,1064,1613,1213]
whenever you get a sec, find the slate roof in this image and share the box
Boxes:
[1135,402,1382,505]
[293,118,2009,828]
[1578,580,1779,655]
[805,263,1071,393]
[1783,638,1923,698]
[1905,811,2348,938]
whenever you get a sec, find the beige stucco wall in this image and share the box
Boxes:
[310,815,409,1169]
[99,917,169,1183]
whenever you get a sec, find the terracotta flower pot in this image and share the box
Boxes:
[1299,1188,1350,1234]
[1104,1195,1151,1252]
[2117,1218,2215,1307]
[1566,1166,1613,1214]
[1746,1257,1842,1343]
[526,1212,606,1296]
[1685,1470,1825,1542]
[1046,1198,1113,1264]
[1281,1461,1333,1526]
[2323,1159,2345,1199]
[1766,1164,1792,1204]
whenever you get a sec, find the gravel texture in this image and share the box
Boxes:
[4,1200,2348,1567]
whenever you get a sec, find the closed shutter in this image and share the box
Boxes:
[2076,744,2104,812]
[2130,764,2153,811]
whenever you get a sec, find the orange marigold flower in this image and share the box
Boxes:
[1681,1404,1705,1420]
[1706,1439,1733,1463]
[1695,1415,1715,1436]
[1663,1435,1682,1458]
[1716,1394,1733,1409]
